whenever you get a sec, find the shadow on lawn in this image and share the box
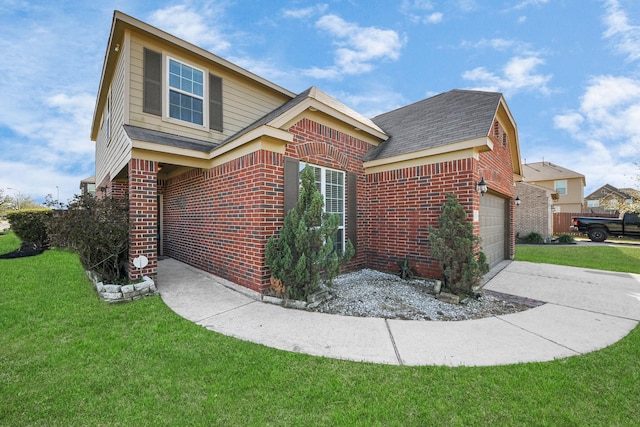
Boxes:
[0,241,47,259]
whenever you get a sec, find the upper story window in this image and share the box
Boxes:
[554,180,567,195]
[143,48,223,132]
[587,200,600,208]
[168,58,204,125]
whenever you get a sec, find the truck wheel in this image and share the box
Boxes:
[588,228,607,242]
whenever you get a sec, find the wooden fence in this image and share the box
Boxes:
[553,212,618,235]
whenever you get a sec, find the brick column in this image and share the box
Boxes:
[128,159,158,281]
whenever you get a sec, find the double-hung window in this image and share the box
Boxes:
[301,163,345,253]
[144,48,223,131]
[554,180,567,195]
[168,58,204,125]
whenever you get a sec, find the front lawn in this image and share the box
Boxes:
[1,232,639,426]
[516,243,640,274]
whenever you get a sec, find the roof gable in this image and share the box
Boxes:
[366,90,503,161]
[522,162,585,184]
[216,86,388,152]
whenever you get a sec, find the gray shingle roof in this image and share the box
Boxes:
[366,90,502,161]
[124,124,218,153]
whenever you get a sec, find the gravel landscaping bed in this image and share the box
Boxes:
[310,269,541,321]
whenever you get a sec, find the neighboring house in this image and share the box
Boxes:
[584,184,640,213]
[90,11,523,291]
[520,161,585,212]
[515,181,554,240]
[79,176,96,197]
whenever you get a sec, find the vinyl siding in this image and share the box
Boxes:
[127,34,290,144]
[95,40,131,186]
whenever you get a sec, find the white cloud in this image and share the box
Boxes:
[400,0,444,24]
[283,4,328,19]
[603,0,640,62]
[425,12,443,24]
[462,38,530,51]
[553,75,640,191]
[334,88,409,118]
[148,4,231,54]
[511,0,549,10]
[556,75,640,141]
[462,55,552,96]
[305,14,406,79]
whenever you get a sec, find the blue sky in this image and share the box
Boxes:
[1,0,639,204]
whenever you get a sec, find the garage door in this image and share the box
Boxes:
[480,193,507,269]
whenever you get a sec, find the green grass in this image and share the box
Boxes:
[516,243,640,274]
[1,232,639,426]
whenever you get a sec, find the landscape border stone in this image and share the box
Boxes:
[86,270,156,303]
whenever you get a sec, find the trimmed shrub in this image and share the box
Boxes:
[6,208,52,247]
[265,164,354,301]
[523,232,545,244]
[557,234,575,244]
[48,194,129,285]
[428,193,489,295]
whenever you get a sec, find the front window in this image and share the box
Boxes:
[301,163,345,253]
[554,180,567,195]
[587,200,599,208]
[168,58,204,125]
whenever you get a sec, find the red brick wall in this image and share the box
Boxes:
[158,117,516,291]
[96,174,128,200]
[161,150,284,292]
[480,120,517,259]
[128,159,158,280]
[364,159,477,279]
[286,118,373,271]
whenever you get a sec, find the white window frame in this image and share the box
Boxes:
[165,56,206,128]
[587,200,599,208]
[554,180,567,195]
[300,163,346,253]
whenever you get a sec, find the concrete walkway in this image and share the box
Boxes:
[157,259,640,367]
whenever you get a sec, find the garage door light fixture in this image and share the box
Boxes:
[515,196,521,206]
[476,177,487,196]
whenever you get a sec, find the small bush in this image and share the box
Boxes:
[428,193,489,295]
[6,209,52,247]
[523,232,545,244]
[557,234,575,244]
[265,164,354,300]
[48,194,129,284]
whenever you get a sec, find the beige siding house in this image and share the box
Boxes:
[521,161,585,213]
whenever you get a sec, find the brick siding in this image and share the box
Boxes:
[128,159,158,280]
[112,118,516,290]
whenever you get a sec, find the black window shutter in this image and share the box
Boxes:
[209,73,223,131]
[347,172,358,251]
[284,157,300,214]
[143,48,162,116]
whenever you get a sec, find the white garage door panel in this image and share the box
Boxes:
[480,194,506,268]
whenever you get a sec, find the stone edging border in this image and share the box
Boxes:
[85,271,157,303]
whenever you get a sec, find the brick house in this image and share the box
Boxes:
[515,181,554,240]
[90,11,522,292]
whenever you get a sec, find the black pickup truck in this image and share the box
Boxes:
[571,212,640,242]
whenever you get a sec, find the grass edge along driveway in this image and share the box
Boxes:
[1,232,639,426]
